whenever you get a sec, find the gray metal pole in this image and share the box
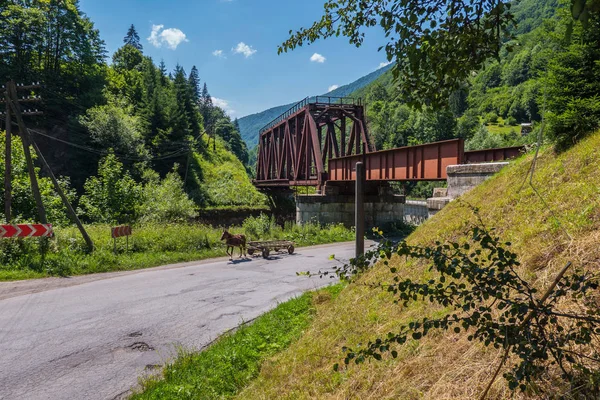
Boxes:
[4,89,12,223]
[355,161,365,259]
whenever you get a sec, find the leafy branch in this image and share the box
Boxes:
[325,215,600,395]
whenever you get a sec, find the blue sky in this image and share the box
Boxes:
[79,0,390,117]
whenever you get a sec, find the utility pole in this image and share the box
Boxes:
[31,140,94,251]
[3,80,94,251]
[6,81,47,224]
[4,87,11,222]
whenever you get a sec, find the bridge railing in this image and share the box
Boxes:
[259,96,362,134]
[259,97,310,134]
[313,96,362,106]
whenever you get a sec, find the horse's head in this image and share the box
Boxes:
[220,230,231,241]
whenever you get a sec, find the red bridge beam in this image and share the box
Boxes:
[464,145,525,164]
[328,139,464,182]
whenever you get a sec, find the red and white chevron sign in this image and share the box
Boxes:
[111,225,132,238]
[0,224,53,238]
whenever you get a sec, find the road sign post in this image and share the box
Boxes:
[111,226,132,253]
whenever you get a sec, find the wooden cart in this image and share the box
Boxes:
[247,240,295,259]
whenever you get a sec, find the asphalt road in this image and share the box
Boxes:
[0,241,362,400]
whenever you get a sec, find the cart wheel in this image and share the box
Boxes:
[262,248,270,259]
[247,249,255,256]
[287,245,295,254]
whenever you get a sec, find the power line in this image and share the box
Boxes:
[0,116,193,162]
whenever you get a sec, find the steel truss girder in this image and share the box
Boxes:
[255,103,372,188]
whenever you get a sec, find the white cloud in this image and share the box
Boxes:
[310,53,326,63]
[213,49,225,58]
[232,42,257,58]
[147,24,188,50]
[213,97,235,116]
[328,85,339,92]
[379,61,392,69]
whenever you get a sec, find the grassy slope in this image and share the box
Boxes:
[132,285,344,400]
[235,131,600,399]
[190,137,267,207]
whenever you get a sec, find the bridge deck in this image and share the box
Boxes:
[328,139,463,182]
[254,97,524,189]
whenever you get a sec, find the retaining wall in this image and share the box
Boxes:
[296,194,406,228]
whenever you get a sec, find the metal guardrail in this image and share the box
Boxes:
[259,96,362,134]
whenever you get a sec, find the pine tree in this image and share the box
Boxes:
[188,66,201,103]
[200,83,214,135]
[172,64,192,141]
[123,24,143,51]
[158,59,167,85]
[233,118,241,133]
[201,83,212,107]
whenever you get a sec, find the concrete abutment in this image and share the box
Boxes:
[295,162,510,228]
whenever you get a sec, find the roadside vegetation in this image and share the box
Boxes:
[0,216,354,281]
[131,284,344,400]
[233,130,600,399]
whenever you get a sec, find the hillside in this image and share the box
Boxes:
[346,0,571,154]
[238,64,393,147]
[235,131,600,399]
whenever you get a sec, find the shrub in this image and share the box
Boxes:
[544,20,600,151]
[137,168,197,223]
[0,133,76,225]
[329,218,600,395]
[465,125,505,151]
[484,112,499,124]
[242,214,276,240]
[506,116,518,126]
[78,153,142,224]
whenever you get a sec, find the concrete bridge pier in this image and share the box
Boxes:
[296,162,510,228]
[296,183,406,228]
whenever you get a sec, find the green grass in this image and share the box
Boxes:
[485,122,519,135]
[0,221,354,281]
[229,132,600,399]
[194,137,267,207]
[130,284,344,400]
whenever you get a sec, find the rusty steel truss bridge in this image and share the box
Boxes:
[254,97,524,191]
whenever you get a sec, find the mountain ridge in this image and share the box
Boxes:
[238,63,393,147]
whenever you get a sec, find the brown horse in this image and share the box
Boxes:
[220,230,247,260]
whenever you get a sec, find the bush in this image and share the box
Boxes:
[506,116,518,126]
[465,125,505,151]
[547,96,600,152]
[484,112,499,124]
[242,214,277,240]
[0,134,76,225]
[78,153,142,224]
[137,168,197,223]
[544,20,600,151]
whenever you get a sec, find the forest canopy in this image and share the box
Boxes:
[0,0,257,223]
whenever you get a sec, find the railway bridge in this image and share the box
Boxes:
[254,97,524,226]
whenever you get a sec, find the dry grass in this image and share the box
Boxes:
[235,131,600,400]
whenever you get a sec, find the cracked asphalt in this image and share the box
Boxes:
[0,241,363,400]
